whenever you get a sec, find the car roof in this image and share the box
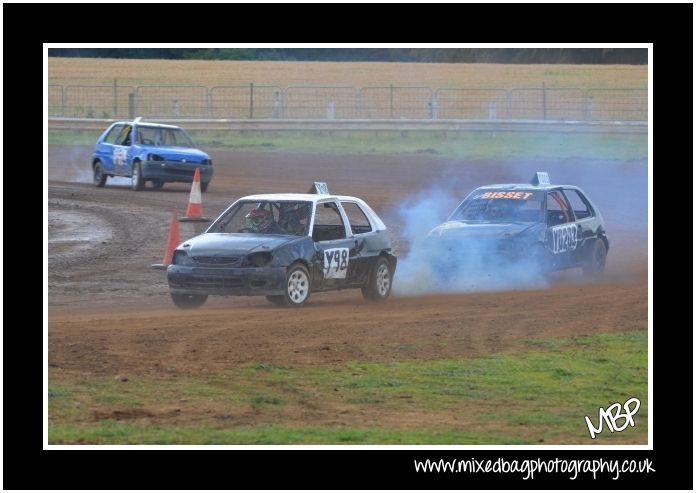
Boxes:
[240,193,365,203]
[476,184,580,191]
[113,120,181,130]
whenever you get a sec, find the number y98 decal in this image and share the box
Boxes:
[323,248,349,279]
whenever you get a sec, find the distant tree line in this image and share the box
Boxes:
[47,48,647,64]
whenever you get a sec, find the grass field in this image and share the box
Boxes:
[48,58,647,90]
[49,331,647,444]
[48,129,648,161]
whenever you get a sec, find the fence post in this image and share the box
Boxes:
[61,85,66,117]
[273,90,281,118]
[249,83,254,119]
[128,92,135,119]
[488,101,497,120]
[586,94,593,120]
[113,79,118,118]
[542,82,547,120]
[390,84,394,118]
[428,96,438,119]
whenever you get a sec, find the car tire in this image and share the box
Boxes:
[582,239,607,279]
[284,263,311,307]
[266,295,288,307]
[131,161,144,191]
[361,257,393,301]
[151,180,164,189]
[170,293,208,309]
[201,181,209,193]
[93,162,107,187]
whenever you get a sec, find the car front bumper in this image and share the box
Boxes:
[167,265,286,296]
[141,160,213,184]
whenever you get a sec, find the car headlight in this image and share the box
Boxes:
[172,250,194,266]
[246,251,272,267]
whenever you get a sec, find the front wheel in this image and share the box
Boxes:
[171,293,207,309]
[362,257,393,301]
[151,180,164,189]
[284,263,311,307]
[93,162,107,187]
[131,161,144,191]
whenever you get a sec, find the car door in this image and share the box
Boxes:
[545,189,578,268]
[110,124,134,176]
[310,200,355,290]
[94,124,124,174]
[563,188,598,265]
[339,200,376,286]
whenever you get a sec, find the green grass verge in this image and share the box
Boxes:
[49,422,524,445]
[49,331,647,444]
[48,129,647,160]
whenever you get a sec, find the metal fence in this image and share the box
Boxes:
[210,85,282,118]
[47,84,648,122]
[359,86,433,119]
[63,85,135,119]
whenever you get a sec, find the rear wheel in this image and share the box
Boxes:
[93,162,106,187]
[362,257,393,301]
[201,181,210,193]
[171,293,207,309]
[151,180,164,189]
[582,239,607,279]
[131,161,144,191]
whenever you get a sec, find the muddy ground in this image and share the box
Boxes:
[48,145,648,415]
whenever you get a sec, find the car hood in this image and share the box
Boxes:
[144,146,209,161]
[179,233,299,256]
[428,220,541,239]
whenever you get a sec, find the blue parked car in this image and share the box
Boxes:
[91,117,213,191]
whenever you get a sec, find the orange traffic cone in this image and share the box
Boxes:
[151,210,181,270]
[180,168,210,222]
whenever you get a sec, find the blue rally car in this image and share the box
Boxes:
[91,117,213,191]
[426,172,609,278]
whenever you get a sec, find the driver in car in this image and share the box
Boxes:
[243,208,285,234]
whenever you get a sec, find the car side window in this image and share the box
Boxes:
[564,189,594,220]
[341,202,373,235]
[546,190,573,226]
[312,202,347,242]
[116,125,132,146]
[103,125,123,144]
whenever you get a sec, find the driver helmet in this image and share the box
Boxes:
[488,200,512,218]
[245,208,273,232]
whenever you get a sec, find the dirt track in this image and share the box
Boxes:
[48,146,648,378]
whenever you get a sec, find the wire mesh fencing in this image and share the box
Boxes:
[49,84,648,122]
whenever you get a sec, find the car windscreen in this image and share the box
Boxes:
[137,126,195,148]
[208,201,313,236]
[449,190,544,223]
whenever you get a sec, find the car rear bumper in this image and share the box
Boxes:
[167,265,286,296]
[142,160,213,183]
